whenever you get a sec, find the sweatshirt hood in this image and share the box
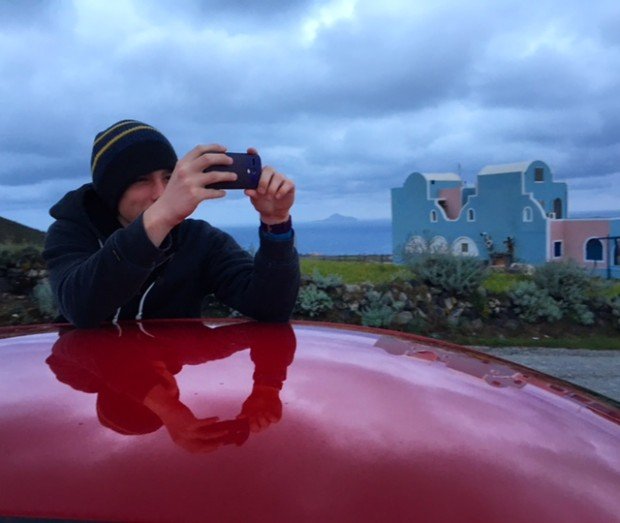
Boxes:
[49,183,122,239]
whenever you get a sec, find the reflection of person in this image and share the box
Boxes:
[46,321,296,454]
[43,120,300,328]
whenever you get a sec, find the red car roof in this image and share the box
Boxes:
[0,319,618,522]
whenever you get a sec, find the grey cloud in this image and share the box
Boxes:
[0,155,85,186]
[589,4,620,47]
[472,50,590,110]
[1,0,619,229]
[137,0,321,31]
[0,0,61,28]
[177,0,317,17]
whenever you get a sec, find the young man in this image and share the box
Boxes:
[44,120,300,328]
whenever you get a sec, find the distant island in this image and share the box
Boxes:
[314,213,359,224]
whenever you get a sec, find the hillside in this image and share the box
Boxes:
[0,216,46,245]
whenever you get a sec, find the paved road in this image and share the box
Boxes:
[473,347,620,403]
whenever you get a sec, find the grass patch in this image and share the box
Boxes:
[300,259,412,284]
[301,259,620,297]
[302,259,533,290]
[482,271,530,294]
[0,242,43,254]
[600,280,620,299]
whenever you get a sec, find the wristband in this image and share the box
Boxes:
[260,216,292,235]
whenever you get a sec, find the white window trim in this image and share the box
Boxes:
[430,210,438,223]
[553,240,563,259]
[467,208,476,222]
[523,206,533,222]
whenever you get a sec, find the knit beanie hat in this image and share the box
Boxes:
[91,120,178,212]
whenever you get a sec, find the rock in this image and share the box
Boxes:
[443,297,457,311]
[449,307,464,321]
[509,263,535,276]
[348,302,360,312]
[503,319,520,331]
[0,277,10,293]
[393,311,414,325]
[469,319,484,331]
[330,286,344,298]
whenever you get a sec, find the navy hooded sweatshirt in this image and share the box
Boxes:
[43,184,300,328]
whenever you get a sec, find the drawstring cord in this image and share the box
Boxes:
[99,238,157,326]
[136,281,156,321]
[100,238,123,334]
[137,321,156,337]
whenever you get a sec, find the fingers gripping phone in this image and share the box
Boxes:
[204,152,261,190]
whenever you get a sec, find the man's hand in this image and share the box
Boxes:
[144,382,229,454]
[244,148,295,225]
[237,384,283,433]
[143,144,237,246]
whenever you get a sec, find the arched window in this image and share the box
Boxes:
[523,207,533,222]
[467,209,476,222]
[430,210,438,223]
[535,167,544,182]
[585,238,603,261]
[451,237,479,257]
[553,198,563,219]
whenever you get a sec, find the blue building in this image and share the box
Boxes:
[391,161,620,278]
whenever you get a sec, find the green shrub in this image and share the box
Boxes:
[407,253,487,297]
[610,297,620,329]
[533,261,596,325]
[534,260,593,299]
[510,281,562,323]
[295,284,333,318]
[310,269,343,290]
[0,244,43,267]
[359,290,405,328]
[32,279,56,319]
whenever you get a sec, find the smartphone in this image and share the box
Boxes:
[204,152,261,190]
[206,418,250,446]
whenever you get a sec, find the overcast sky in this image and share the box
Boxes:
[1,0,619,230]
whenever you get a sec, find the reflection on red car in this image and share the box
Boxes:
[0,319,618,522]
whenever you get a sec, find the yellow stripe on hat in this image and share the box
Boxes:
[93,120,139,148]
[91,125,156,174]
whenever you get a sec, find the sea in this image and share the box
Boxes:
[223,210,620,256]
[226,219,393,255]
